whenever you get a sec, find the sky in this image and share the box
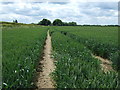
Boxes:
[0,0,119,25]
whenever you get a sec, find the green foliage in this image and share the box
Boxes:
[62,22,77,26]
[50,30,119,88]
[0,28,1,89]
[52,19,77,26]
[53,26,119,71]
[2,26,48,88]
[53,19,63,26]
[1,21,39,28]
[38,19,51,26]
[2,25,119,88]
[68,22,77,26]
[13,20,18,23]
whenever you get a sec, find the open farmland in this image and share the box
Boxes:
[1,0,119,89]
[50,26,119,70]
[2,26,48,88]
[2,25,119,89]
[50,26,120,88]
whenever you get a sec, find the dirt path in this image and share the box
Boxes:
[93,55,114,72]
[36,30,55,88]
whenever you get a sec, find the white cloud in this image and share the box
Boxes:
[0,1,118,25]
[0,0,119,2]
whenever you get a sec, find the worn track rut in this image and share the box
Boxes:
[36,30,55,88]
[93,55,114,72]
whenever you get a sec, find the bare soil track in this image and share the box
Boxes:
[93,55,114,72]
[36,30,55,89]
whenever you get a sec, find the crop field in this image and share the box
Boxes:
[50,26,120,88]
[2,25,119,88]
[2,26,48,88]
[50,26,119,70]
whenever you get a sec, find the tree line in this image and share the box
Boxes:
[38,19,77,26]
[12,19,118,26]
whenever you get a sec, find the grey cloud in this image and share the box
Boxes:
[94,2,118,10]
[0,2,118,25]
[49,2,68,5]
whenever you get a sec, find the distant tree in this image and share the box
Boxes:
[62,21,77,26]
[31,23,35,24]
[13,20,18,23]
[63,22,69,26]
[68,22,77,26]
[53,19,63,26]
[38,19,51,26]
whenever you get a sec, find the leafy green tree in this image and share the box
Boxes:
[62,21,77,26]
[13,20,18,23]
[68,22,77,26]
[53,19,63,26]
[63,22,69,26]
[38,19,51,26]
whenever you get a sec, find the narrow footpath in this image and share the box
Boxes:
[36,30,55,88]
